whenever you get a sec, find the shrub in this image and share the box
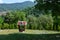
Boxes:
[27,15,38,29]
[38,14,53,30]
[3,23,9,29]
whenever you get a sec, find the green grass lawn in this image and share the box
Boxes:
[0,29,60,40]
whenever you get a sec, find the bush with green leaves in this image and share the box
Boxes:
[38,14,53,30]
[27,14,53,30]
[27,15,38,29]
[0,16,4,24]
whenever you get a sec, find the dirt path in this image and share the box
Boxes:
[0,29,60,35]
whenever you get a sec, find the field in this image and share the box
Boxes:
[0,29,60,40]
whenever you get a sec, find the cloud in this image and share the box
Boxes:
[0,0,3,3]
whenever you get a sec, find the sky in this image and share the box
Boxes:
[0,0,35,3]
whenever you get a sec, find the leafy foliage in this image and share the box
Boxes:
[35,0,60,30]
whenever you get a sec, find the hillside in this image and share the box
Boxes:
[0,1,35,11]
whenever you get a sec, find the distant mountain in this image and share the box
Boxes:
[0,1,35,11]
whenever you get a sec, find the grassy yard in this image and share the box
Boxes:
[0,29,60,40]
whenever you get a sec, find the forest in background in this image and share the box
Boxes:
[0,0,60,31]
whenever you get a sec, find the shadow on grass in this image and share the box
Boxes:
[0,33,60,40]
